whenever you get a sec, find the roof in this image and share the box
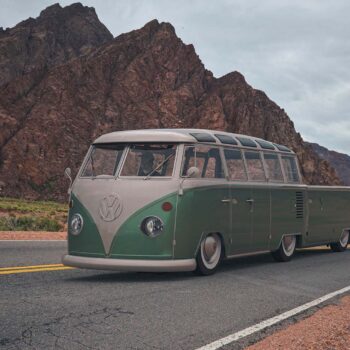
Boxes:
[93,128,294,153]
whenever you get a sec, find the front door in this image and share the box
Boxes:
[174,145,231,258]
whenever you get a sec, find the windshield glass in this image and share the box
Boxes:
[81,144,125,177]
[120,144,176,177]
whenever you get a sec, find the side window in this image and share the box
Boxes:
[263,153,284,182]
[282,156,300,183]
[244,151,266,181]
[224,149,247,181]
[182,145,224,179]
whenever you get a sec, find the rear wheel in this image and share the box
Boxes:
[330,231,349,252]
[271,235,296,262]
[195,233,222,275]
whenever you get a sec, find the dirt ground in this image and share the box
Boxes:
[247,295,350,350]
[0,231,66,240]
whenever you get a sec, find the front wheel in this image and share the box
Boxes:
[195,233,222,275]
[271,235,296,262]
[330,231,349,252]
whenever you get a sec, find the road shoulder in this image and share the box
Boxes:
[0,231,66,240]
[246,295,350,350]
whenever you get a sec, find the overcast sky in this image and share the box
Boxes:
[1,0,349,154]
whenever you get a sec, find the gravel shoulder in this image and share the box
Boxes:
[247,295,350,350]
[0,231,66,240]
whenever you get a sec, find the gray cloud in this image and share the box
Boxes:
[1,0,349,153]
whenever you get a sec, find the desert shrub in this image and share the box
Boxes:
[0,216,62,231]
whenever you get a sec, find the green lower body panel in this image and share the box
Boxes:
[68,193,105,257]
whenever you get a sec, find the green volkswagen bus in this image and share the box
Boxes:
[62,129,350,275]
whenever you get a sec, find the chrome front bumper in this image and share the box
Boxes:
[62,254,196,272]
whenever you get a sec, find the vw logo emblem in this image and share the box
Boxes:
[99,194,123,222]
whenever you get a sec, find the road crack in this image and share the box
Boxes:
[1,305,135,349]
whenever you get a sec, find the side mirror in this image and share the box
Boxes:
[64,167,72,191]
[186,166,200,178]
[179,166,200,196]
[64,167,72,180]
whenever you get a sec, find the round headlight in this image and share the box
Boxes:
[141,216,164,237]
[70,214,83,235]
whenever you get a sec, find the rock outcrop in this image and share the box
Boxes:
[0,3,112,86]
[0,4,341,201]
[307,143,350,185]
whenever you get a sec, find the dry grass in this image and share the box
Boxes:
[0,197,67,231]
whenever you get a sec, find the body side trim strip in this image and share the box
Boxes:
[226,250,270,259]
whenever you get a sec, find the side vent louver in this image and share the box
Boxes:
[295,192,304,219]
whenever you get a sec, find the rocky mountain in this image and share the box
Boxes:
[307,143,350,185]
[0,3,341,201]
[0,3,112,86]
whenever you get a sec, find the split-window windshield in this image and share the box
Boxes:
[81,144,124,177]
[121,144,176,177]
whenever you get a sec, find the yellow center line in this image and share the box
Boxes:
[0,264,75,275]
[0,263,65,271]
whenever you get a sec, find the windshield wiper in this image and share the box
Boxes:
[89,148,96,178]
[144,153,175,180]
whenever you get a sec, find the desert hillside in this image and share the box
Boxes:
[0,3,341,201]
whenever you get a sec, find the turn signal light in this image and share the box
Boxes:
[162,202,173,212]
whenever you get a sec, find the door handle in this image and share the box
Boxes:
[221,199,231,203]
[246,199,254,203]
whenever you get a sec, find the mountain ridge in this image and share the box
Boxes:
[306,142,350,186]
[0,2,112,87]
[0,4,343,201]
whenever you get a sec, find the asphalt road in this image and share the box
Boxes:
[1,241,350,350]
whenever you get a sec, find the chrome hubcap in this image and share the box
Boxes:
[282,235,296,256]
[201,234,221,269]
[204,236,217,259]
[340,231,349,247]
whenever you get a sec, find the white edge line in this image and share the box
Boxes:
[195,285,350,350]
